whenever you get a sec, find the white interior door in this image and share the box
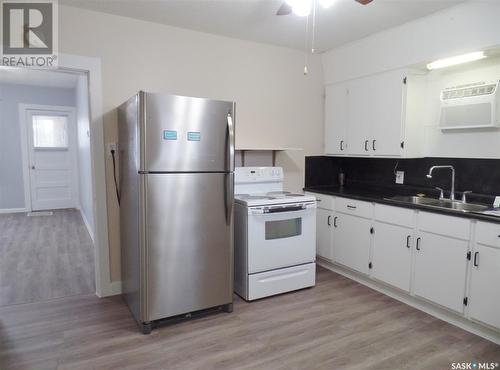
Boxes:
[26,109,78,211]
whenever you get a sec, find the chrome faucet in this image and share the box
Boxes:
[426,165,456,201]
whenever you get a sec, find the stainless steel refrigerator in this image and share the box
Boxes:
[118,92,235,334]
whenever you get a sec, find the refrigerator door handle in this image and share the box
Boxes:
[227,112,235,171]
[225,173,234,225]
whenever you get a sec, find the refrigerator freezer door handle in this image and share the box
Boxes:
[225,173,234,225]
[227,112,235,171]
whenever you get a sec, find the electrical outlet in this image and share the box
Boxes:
[107,142,117,155]
[395,171,404,184]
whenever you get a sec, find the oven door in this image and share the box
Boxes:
[247,202,316,274]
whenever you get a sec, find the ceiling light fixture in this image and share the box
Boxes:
[426,51,486,70]
[286,0,312,17]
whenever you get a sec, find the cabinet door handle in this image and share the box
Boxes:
[333,216,338,228]
[327,215,331,226]
[416,237,421,251]
[347,205,357,209]
[406,235,411,248]
[372,139,376,151]
[340,140,344,151]
[473,252,479,267]
[364,140,369,151]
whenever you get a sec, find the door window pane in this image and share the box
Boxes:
[32,115,68,148]
[265,218,302,240]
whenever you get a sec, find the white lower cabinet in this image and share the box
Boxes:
[316,208,334,261]
[372,221,413,292]
[468,242,500,330]
[309,192,499,338]
[333,213,371,274]
[413,231,469,313]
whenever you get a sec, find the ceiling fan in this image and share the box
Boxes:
[277,0,373,16]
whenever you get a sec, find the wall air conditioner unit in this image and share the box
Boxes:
[440,80,500,130]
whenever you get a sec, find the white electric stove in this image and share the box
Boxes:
[234,167,317,301]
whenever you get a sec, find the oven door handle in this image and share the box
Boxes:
[264,205,306,213]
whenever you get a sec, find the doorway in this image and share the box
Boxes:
[0,68,96,306]
[23,106,78,211]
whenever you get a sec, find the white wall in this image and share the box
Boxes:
[0,83,76,210]
[423,57,500,159]
[58,5,324,281]
[75,74,95,239]
[322,1,500,84]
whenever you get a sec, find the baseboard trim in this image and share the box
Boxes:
[317,258,500,345]
[97,281,122,298]
[0,208,27,214]
[79,209,95,242]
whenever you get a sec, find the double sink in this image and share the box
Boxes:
[385,195,489,213]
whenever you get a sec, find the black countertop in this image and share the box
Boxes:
[304,184,500,224]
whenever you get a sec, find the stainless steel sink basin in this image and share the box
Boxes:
[436,200,489,212]
[387,196,441,205]
[385,196,489,213]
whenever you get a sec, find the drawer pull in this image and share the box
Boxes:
[347,205,357,209]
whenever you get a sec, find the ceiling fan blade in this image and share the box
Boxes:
[276,2,292,15]
[354,0,373,4]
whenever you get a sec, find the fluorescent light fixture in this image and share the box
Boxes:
[319,0,336,8]
[426,51,486,70]
[286,0,312,16]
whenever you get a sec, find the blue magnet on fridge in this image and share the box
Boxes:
[187,132,201,141]
[163,130,177,140]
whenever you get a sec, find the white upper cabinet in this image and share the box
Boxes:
[347,76,375,156]
[324,69,425,158]
[324,83,349,155]
[371,70,406,156]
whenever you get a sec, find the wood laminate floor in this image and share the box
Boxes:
[0,210,95,307]
[0,266,498,370]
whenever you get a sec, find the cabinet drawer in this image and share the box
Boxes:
[248,263,316,301]
[475,221,500,248]
[374,204,415,228]
[306,192,334,210]
[418,211,471,240]
[336,197,373,219]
